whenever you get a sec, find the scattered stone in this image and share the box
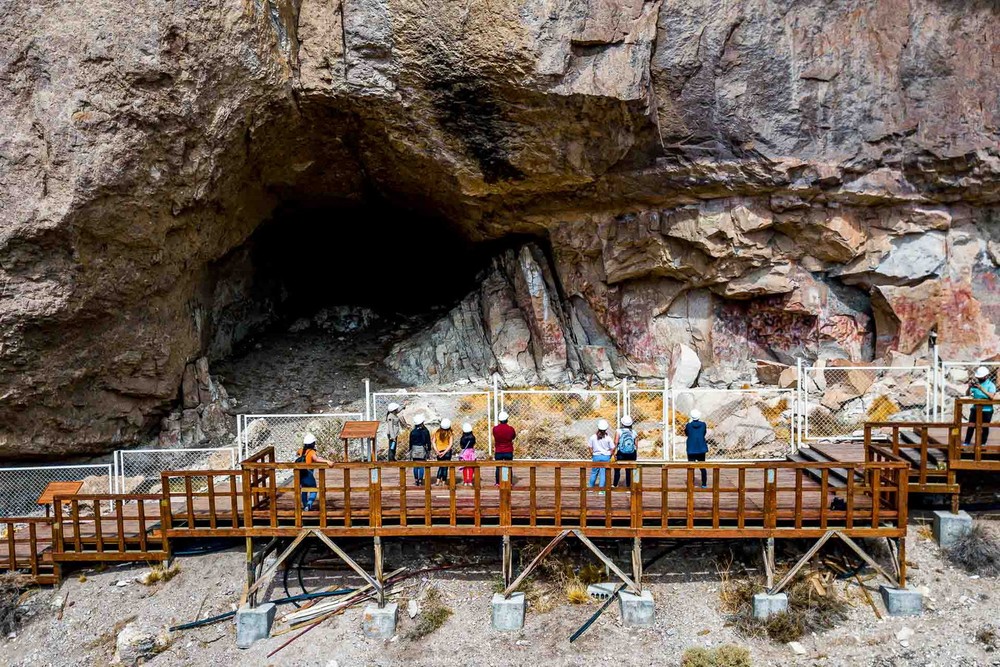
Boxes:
[407,599,419,619]
[789,641,807,655]
[114,622,171,667]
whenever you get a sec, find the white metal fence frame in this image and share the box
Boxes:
[0,464,114,518]
[668,387,796,461]
[497,387,623,460]
[625,383,669,461]
[237,412,365,461]
[370,389,494,459]
[936,360,1000,422]
[115,447,238,495]
[801,364,932,442]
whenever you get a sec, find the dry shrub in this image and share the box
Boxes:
[945,523,1000,576]
[0,573,32,636]
[511,541,604,611]
[682,644,752,667]
[719,559,848,643]
[565,580,590,604]
[407,586,452,640]
[977,625,1000,652]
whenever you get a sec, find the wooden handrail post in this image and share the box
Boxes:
[763,467,777,531]
[369,467,382,529]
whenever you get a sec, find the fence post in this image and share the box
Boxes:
[622,377,629,416]
[795,358,803,447]
[364,379,371,420]
[663,377,671,462]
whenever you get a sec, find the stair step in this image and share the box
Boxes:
[899,429,947,447]
[787,452,848,488]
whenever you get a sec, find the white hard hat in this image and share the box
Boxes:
[497,411,509,422]
[440,419,452,430]
[462,422,473,433]
[976,366,991,380]
[689,409,702,421]
[303,433,317,445]
[387,402,400,413]
[621,415,634,427]
[597,419,609,431]
[414,414,425,425]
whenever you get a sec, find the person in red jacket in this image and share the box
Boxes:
[492,411,516,486]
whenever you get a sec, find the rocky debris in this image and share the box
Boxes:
[158,358,235,449]
[113,622,171,667]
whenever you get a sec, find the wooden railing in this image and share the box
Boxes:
[160,470,245,536]
[231,459,909,539]
[950,398,1000,468]
[0,517,58,584]
[864,422,958,497]
[51,494,167,561]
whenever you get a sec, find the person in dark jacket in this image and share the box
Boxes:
[684,409,708,488]
[409,413,431,486]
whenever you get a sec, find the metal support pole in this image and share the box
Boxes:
[374,536,385,608]
[364,378,371,420]
[245,536,255,609]
[502,535,512,589]
[632,537,642,593]
[763,537,775,590]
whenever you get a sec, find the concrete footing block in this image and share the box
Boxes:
[752,593,788,620]
[933,510,972,548]
[491,593,525,632]
[618,590,655,627]
[879,585,923,616]
[236,603,276,649]
[587,582,618,600]
[362,602,398,639]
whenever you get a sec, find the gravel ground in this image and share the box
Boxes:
[3,519,1000,667]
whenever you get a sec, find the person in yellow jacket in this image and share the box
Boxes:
[433,419,455,486]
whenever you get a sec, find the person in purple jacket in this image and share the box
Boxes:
[685,409,708,488]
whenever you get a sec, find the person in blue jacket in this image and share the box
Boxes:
[685,409,708,488]
[965,366,997,446]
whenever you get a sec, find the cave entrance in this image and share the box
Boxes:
[209,193,517,413]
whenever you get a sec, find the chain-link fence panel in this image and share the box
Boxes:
[939,362,1000,421]
[240,413,363,462]
[498,389,621,459]
[371,391,492,461]
[626,389,666,460]
[670,389,794,460]
[0,464,113,517]
[803,365,931,441]
[117,448,238,495]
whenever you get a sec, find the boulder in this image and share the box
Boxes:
[756,360,789,386]
[114,622,171,667]
[821,384,862,411]
[779,366,799,389]
[669,344,702,389]
[181,364,200,409]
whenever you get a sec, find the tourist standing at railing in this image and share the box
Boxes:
[613,415,637,488]
[434,419,455,486]
[493,411,516,486]
[385,403,407,461]
[295,433,332,511]
[588,419,614,492]
[409,414,431,486]
[685,410,708,488]
[459,423,477,486]
[965,366,997,446]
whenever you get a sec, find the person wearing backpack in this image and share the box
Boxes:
[613,415,638,488]
[295,433,333,511]
[409,414,431,486]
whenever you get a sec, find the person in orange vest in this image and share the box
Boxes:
[295,433,333,511]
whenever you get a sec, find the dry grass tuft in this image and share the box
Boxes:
[917,524,934,541]
[565,580,590,604]
[945,523,1000,577]
[143,563,181,585]
[682,644,752,667]
[406,586,452,640]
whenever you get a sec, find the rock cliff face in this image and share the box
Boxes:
[1,0,998,456]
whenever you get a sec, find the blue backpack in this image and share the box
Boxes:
[618,429,636,455]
